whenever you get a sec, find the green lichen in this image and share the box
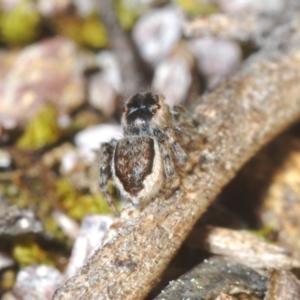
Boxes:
[115,0,138,30]
[247,227,276,242]
[55,15,108,49]
[12,234,69,269]
[0,148,69,241]
[71,109,105,132]
[0,0,41,45]
[17,105,61,150]
[56,177,113,220]
[70,194,112,219]
[0,180,65,241]
[174,0,219,16]
[13,236,53,267]
[44,215,67,241]
[81,17,108,48]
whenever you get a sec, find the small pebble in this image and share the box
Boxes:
[0,150,11,168]
[52,210,80,240]
[152,55,192,106]
[188,37,241,88]
[216,0,284,14]
[74,124,122,152]
[133,4,184,65]
[96,51,123,93]
[88,73,117,118]
[9,265,62,300]
[64,215,113,280]
[0,252,14,270]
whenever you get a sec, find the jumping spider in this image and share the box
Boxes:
[99,92,188,216]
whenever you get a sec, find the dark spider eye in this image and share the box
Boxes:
[127,105,153,123]
[127,93,158,110]
[143,93,158,106]
[125,93,158,124]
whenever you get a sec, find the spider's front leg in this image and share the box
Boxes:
[99,141,119,217]
[171,105,201,150]
[158,139,181,197]
[154,131,181,197]
[156,126,188,165]
[157,138,176,177]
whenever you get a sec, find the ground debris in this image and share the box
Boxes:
[185,225,300,270]
[154,256,267,300]
[0,205,43,236]
[265,269,300,300]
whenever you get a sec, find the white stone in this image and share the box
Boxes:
[96,51,123,93]
[88,74,117,117]
[74,124,122,151]
[188,37,241,88]
[11,265,62,300]
[152,55,192,106]
[64,215,113,279]
[133,4,184,65]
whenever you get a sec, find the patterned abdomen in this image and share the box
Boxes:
[112,136,164,208]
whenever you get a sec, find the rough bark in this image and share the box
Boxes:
[53,11,300,300]
[265,269,300,300]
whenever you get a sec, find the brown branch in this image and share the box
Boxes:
[53,11,300,300]
[265,269,300,299]
[184,0,300,45]
[98,0,150,97]
[185,225,300,269]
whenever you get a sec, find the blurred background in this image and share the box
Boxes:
[0,0,292,299]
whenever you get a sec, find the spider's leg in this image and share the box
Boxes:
[155,133,181,197]
[170,139,188,164]
[99,142,120,216]
[172,105,201,148]
[171,105,189,124]
[157,126,188,164]
[158,138,176,177]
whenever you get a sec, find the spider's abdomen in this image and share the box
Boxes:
[112,136,164,209]
[114,136,154,194]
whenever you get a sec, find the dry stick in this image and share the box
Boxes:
[98,0,149,97]
[53,17,300,300]
[184,1,300,46]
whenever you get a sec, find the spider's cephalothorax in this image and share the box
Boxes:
[122,92,169,136]
[99,92,188,216]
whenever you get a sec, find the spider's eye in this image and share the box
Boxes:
[143,93,158,107]
[127,105,153,122]
[124,93,160,125]
[127,106,143,116]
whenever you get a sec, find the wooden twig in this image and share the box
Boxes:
[53,11,300,300]
[184,1,300,45]
[98,0,149,97]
